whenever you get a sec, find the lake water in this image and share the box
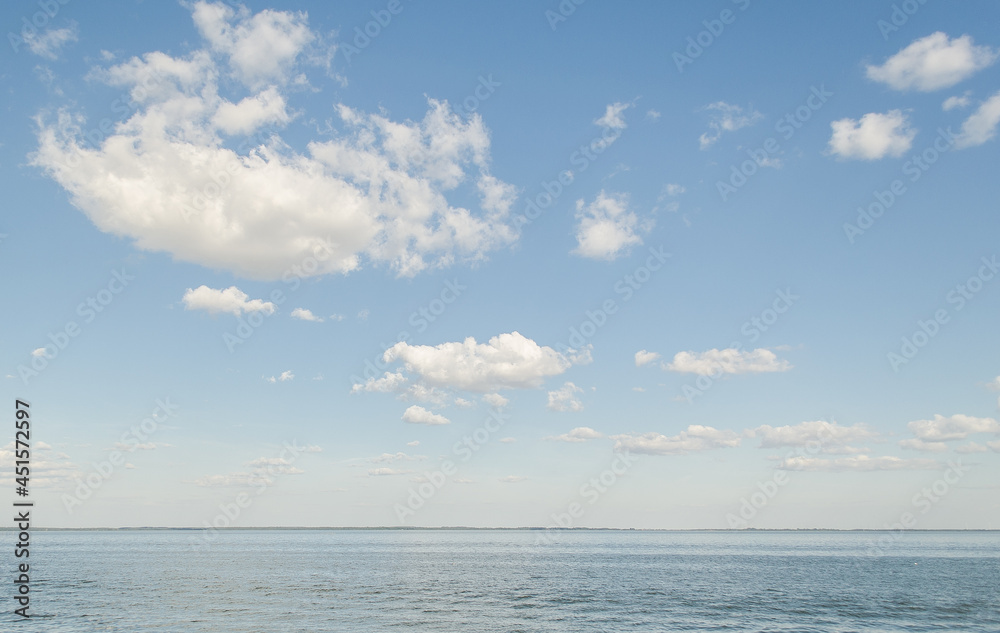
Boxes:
[3,530,998,632]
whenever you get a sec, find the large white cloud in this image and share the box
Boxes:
[866,32,997,92]
[828,110,915,160]
[611,425,741,455]
[954,90,1000,149]
[382,332,578,393]
[182,285,275,316]
[31,2,517,281]
[665,347,790,376]
[572,191,648,261]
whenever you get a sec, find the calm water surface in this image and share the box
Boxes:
[3,530,998,632]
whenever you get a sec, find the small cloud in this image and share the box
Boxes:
[662,183,685,197]
[357,309,370,320]
[634,350,661,367]
[31,348,48,358]
[943,92,972,111]
[595,102,630,130]
[291,307,323,322]
[369,452,424,463]
[646,109,661,121]
[699,102,763,149]
[329,313,345,321]
[632,387,645,392]
[454,397,474,408]
[778,455,939,471]
[24,25,78,60]
[828,110,915,160]
[499,437,517,443]
[546,426,603,443]
[665,348,790,375]
[612,425,740,455]
[572,191,649,261]
[265,370,295,383]
[499,475,526,483]
[368,467,410,476]
[406,440,420,447]
[866,32,997,92]
[955,442,987,454]
[547,382,584,412]
[482,393,509,409]
[402,405,450,426]
[954,90,1000,149]
[183,286,275,316]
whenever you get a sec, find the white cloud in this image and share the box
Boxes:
[24,26,78,60]
[290,307,323,322]
[752,420,876,454]
[499,437,516,443]
[986,376,1000,392]
[546,426,602,442]
[454,397,473,407]
[406,440,420,446]
[401,405,450,426]
[499,475,526,483]
[212,86,291,135]
[0,441,77,488]
[663,183,685,196]
[351,371,407,394]
[898,438,949,452]
[699,102,763,149]
[265,370,294,383]
[546,382,584,412]
[942,92,972,111]
[611,425,740,455]
[955,441,988,454]
[183,285,275,316]
[828,110,915,160]
[190,1,315,89]
[31,3,516,281]
[383,332,579,392]
[595,102,630,130]
[369,452,424,463]
[192,455,303,486]
[778,455,939,471]
[31,348,48,358]
[954,90,1000,149]
[368,467,410,476]
[665,347,790,376]
[482,393,509,409]
[634,350,661,367]
[572,191,648,261]
[866,32,997,92]
[989,440,1000,452]
[907,413,1000,441]
[646,109,661,121]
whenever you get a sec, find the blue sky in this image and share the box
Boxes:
[3,0,1000,530]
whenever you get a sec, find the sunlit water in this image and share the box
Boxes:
[3,529,998,632]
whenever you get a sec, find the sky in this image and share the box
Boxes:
[2,0,1000,531]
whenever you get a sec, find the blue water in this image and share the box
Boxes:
[2,530,998,632]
